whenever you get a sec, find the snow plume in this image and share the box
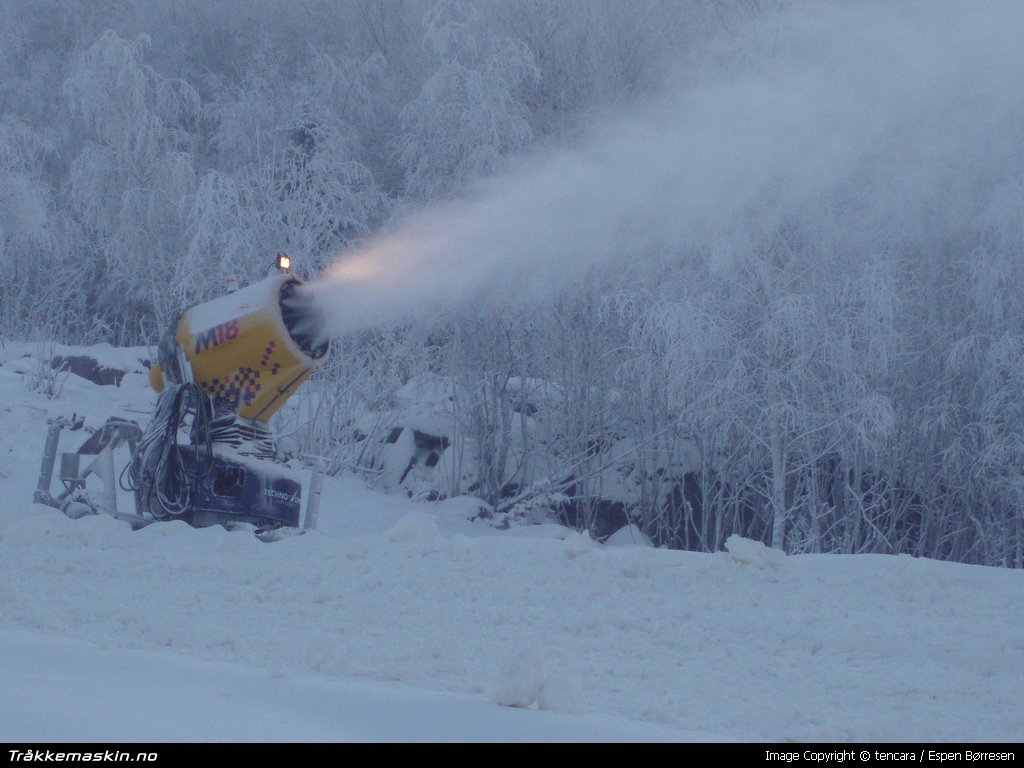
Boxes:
[309,1,1024,335]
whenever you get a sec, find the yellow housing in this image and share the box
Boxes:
[154,275,328,424]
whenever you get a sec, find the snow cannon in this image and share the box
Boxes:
[131,266,329,535]
[148,273,328,424]
[35,257,330,539]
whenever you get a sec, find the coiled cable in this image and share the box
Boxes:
[121,382,214,519]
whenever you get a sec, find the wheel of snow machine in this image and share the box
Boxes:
[61,495,98,520]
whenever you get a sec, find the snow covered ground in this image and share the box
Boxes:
[1,343,1022,742]
[0,628,688,742]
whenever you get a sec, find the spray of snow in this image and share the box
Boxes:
[308,0,1024,335]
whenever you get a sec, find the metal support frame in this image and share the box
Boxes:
[34,416,144,525]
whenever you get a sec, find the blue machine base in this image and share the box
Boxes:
[139,447,302,530]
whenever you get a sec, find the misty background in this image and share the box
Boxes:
[4,0,1024,566]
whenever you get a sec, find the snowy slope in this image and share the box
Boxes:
[1,344,1023,742]
[0,629,689,742]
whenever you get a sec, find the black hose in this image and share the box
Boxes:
[122,382,214,519]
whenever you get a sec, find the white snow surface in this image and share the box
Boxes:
[0,628,682,742]
[2,345,1023,742]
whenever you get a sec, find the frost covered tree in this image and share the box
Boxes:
[178,49,384,305]
[0,119,62,336]
[63,30,200,337]
[396,0,539,199]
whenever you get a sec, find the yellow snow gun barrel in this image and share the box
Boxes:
[150,274,328,423]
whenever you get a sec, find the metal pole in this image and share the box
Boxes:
[304,465,324,531]
[89,443,118,515]
[34,420,62,505]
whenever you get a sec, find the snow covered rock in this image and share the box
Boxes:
[604,524,654,548]
[51,355,125,387]
[489,648,546,708]
[724,535,787,569]
[564,530,593,559]
[380,427,416,489]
